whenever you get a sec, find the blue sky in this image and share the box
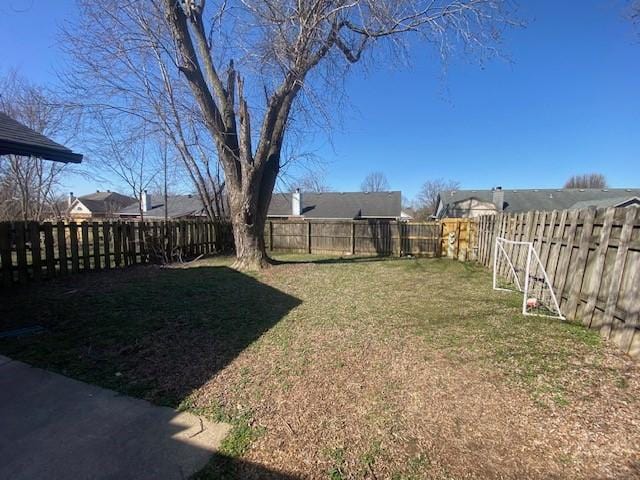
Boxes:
[2,0,639,199]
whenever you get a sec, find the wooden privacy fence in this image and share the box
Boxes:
[0,220,233,287]
[440,218,477,261]
[476,207,640,357]
[266,220,443,257]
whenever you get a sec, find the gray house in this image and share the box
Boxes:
[118,193,209,220]
[268,190,403,220]
[436,187,640,218]
[118,189,404,221]
[68,191,136,220]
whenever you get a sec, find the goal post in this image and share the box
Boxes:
[493,237,565,320]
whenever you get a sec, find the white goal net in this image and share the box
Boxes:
[493,237,564,319]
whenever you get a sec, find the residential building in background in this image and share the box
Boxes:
[436,187,640,219]
[268,190,403,221]
[68,191,136,220]
[118,192,209,220]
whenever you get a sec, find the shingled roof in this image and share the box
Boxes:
[118,194,207,219]
[437,188,640,217]
[268,191,402,219]
[0,112,82,163]
[72,191,137,214]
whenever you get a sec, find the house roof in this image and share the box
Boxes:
[437,188,640,217]
[268,191,402,219]
[569,196,640,210]
[73,191,137,214]
[118,194,207,219]
[0,112,83,163]
[119,190,403,220]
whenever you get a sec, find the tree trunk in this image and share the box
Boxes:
[226,154,279,271]
[230,213,271,270]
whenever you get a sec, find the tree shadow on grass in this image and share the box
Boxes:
[0,265,302,477]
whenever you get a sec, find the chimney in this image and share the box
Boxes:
[141,190,151,212]
[68,192,75,208]
[292,188,302,216]
[492,186,504,212]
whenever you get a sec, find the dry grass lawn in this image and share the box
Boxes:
[1,255,639,479]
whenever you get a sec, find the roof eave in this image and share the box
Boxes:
[0,139,83,164]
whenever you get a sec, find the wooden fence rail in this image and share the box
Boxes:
[476,207,640,357]
[0,220,233,287]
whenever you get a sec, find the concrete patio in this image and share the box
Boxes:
[0,355,230,479]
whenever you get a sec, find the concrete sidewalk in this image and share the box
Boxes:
[0,355,230,479]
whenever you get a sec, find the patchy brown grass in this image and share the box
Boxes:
[2,255,639,479]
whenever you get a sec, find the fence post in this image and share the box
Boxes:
[351,221,356,255]
[269,220,273,251]
[307,221,312,254]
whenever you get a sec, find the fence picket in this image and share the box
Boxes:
[583,208,615,328]
[0,222,13,287]
[92,222,101,270]
[69,222,80,274]
[81,222,91,271]
[56,221,68,276]
[104,222,112,269]
[29,222,42,282]
[600,208,638,339]
[44,223,55,278]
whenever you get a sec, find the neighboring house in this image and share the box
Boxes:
[68,191,137,220]
[119,189,403,221]
[268,189,403,220]
[436,187,640,218]
[118,192,209,220]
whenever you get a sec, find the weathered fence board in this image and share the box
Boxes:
[0,219,232,287]
[476,207,640,358]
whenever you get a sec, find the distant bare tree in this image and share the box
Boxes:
[415,178,460,218]
[0,72,78,221]
[631,1,640,25]
[88,116,162,220]
[63,0,518,269]
[361,172,390,193]
[563,173,608,189]
[297,170,332,193]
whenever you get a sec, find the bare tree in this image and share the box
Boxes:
[87,115,162,220]
[415,178,460,218]
[297,170,332,192]
[563,173,608,189]
[631,0,640,28]
[61,3,227,223]
[0,72,77,221]
[64,0,517,269]
[361,171,390,192]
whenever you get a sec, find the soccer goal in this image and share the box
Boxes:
[493,237,565,320]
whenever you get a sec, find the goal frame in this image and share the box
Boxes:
[492,237,565,320]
